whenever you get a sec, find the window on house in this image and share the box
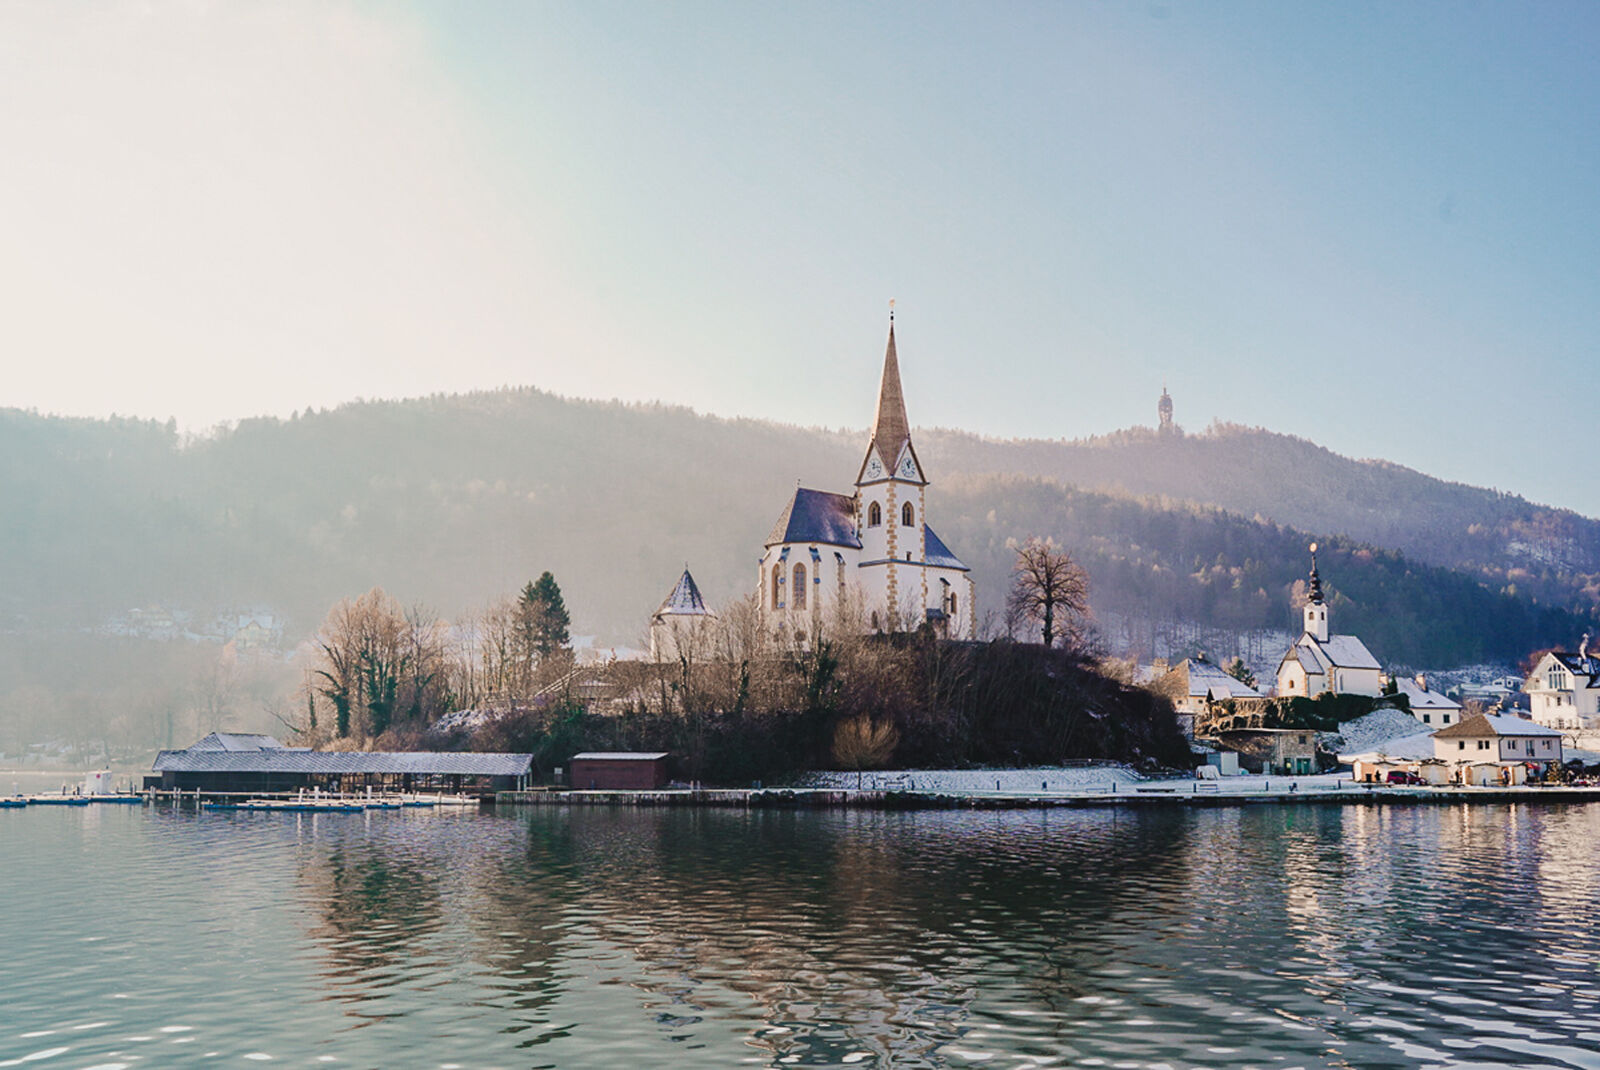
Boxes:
[771,565,781,611]
[902,502,914,527]
[1423,714,1431,724]
[793,564,807,610]
[1458,741,1465,751]
[1527,740,1535,756]
[868,501,881,527]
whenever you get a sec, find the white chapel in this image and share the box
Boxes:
[1275,544,1384,698]
[758,316,976,640]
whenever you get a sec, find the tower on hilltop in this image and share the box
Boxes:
[1158,385,1174,434]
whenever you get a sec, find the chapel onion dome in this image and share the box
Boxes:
[1307,542,1325,605]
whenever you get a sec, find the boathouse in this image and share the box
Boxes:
[150,733,532,794]
[567,752,671,790]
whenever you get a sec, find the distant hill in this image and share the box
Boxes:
[3,392,1596,673]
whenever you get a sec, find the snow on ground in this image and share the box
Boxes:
[1324,708,1426,756]
[798,766,1361,797]
[799,765,1142,794]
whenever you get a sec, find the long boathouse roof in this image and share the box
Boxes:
[153,738,531,778]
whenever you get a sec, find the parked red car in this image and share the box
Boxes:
[1386,770,1426,786]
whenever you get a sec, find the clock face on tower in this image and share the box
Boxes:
[897,454,919,480]
[864,455,884,480]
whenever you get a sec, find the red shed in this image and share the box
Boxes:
[567,752,671,791]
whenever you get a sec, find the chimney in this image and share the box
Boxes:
[1414,673,1427,692]
[1152,657,1169,675]
[1581,633,1591,661]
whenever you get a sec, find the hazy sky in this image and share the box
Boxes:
[5,2,1598,514]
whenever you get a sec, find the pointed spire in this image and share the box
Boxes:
[869,311,911,468]
[657,568,710,617]
[1307,542,1324,605]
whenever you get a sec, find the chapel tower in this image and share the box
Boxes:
[1304,543,1329,643]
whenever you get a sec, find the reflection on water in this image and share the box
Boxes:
[4,802,1600,1068]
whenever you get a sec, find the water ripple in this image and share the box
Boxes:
[4,804,1600,1067]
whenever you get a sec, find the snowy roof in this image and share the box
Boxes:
[766,488,861,550]
[1287,634,1379,673]
[1340,730,1437,763]
[1394,677,1461,711]
[1317,635,1381,670]
[569,752,669,761]
[186,732,287,752]
[153,749,532,776]
[1166,659,1264,700]
[1548,651,1600,683]
[1432,713,1564,740]
[924,525,968,571]
[654,569,712,618]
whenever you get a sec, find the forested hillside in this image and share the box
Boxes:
[4,390,1597,674]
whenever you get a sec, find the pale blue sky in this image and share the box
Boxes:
[5,3,1598,513]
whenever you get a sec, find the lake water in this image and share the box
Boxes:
[4,801,1600,1069]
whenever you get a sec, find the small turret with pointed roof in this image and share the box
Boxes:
[654,568,711,620]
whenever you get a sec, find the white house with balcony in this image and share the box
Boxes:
[1525,643,1600,731]
[1275,546,1384,699]
[758,315,975,641]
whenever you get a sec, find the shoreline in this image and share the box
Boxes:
[495,783,1600,810]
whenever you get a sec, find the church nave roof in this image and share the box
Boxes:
[765,487,861,550]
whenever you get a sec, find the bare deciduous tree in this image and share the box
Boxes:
[310,588,451,739]
[831,714,900,787]
[1006,536,1090,649]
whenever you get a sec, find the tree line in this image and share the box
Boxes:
[293,541,1189,785]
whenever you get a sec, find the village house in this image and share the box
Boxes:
[1275,545,1384,699]
[758,313,975,641]
[1393,674,1462,728]
[1211,728,1318,776]
[1524,641,1600,732]
[1154,657,1266,738]
[1431,713,1563,786]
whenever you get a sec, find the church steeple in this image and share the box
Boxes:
[869,315,911,470]
[1304,542,1329,642]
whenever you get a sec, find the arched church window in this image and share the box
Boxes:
[950,593,957,618]
[868,501,881,527]
[771,565,781,610]
[793,564,807,610]
[902,502,914,527]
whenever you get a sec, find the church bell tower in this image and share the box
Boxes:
[855,307,927,626]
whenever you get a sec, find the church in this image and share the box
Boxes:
[758,315,976,640]
[1275,545,1383,698]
